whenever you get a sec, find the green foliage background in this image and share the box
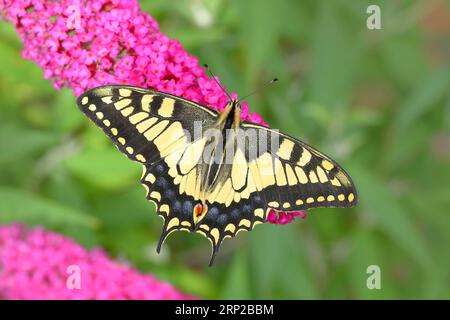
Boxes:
[1,0,449,299]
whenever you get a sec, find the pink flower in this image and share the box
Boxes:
[0,0,299,224]
[0,224,193,300]
[266,209,307,225]
[0,0,265,123]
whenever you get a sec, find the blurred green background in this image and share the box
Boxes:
[1,0,449,299]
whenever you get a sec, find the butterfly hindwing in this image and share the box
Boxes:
[142,158,266,265]
[145,130,266,265]
[140,161,195,250]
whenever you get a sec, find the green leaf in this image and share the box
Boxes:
[168,266,217,299]
[234,0,283,82]
[46,166,90,212]
[249,224,318,299]
[169,27,225,50]
[94,187,153,229]
[395,66,450,133]
[64,147,141,191]
[222,251,252,299]
[0,124,59,165]
[0,24,54,93]
[307,1,362,108]
[347,230,398,299]
[0,186,99,228]
[52,88,84,132]
[347,164,432,269]
[380,31,427,89]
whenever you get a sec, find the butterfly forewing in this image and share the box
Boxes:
[76,85,218,165]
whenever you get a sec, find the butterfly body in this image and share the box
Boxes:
[77,85,357,265]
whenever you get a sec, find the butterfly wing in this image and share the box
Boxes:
[77,85,218,165]
[77,85,220,257]
[77,85,358,265]
[192,123,358,260]
[240,122,358,211]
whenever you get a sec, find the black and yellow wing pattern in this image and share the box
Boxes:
[76,85,223,254]
[76,85,357,265]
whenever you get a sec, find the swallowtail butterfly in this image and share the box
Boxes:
[76,85,357,265]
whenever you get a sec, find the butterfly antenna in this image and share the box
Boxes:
[203,64,232,101]
[237,78,278,103]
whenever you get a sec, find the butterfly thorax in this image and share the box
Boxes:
[194,100,241,223]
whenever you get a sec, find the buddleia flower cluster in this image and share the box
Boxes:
[0,0,306,225]
[0,224,193,299]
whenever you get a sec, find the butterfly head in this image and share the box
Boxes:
[220,99,241,129]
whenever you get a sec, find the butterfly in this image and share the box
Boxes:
[76,85,357,265]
